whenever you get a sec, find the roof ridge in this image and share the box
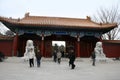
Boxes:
[23,14,87,21]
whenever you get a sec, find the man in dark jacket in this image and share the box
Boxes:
[35,50,42,67]
[0,52,5,62]
[91,51,96,66]
[69,50,76,69]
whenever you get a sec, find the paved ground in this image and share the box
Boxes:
[0,57,120,80]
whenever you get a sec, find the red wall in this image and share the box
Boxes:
[103,41,120,58]
[0,39,120,58]
[0,40,13,56]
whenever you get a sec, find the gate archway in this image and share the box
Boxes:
[44,34,76,57]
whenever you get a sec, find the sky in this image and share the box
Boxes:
[0,0,120,39]
[0,0,119,18]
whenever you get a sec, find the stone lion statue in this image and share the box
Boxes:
[94,41,107,61]
[22,40,35,61]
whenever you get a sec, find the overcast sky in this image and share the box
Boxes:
[0,0,119,18]
[0,0,120,38]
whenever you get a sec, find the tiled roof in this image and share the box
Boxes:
[0,13,117,29]
[103,40,120,44]
[0,35,13,40]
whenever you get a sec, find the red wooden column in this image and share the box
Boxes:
[41,34,45,56]
[77,35,80,57]
[12,33,18,56]
[100,36,103,42]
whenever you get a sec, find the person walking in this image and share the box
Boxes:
[57,51,62,64]
[91,51,96,66]
[28,48,35,67]
[69,50,76,69]
[35,50,42,67]
[53,50,57,62]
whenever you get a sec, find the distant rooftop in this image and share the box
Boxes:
[0,35,13,40]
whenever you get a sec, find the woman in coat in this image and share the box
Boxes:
[57,51,62,64]
[28,48,35,67]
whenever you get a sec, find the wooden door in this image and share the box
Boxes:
[44,40,52,57]
[80,36,99,57]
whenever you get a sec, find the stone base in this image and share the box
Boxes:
[96,57,113,62]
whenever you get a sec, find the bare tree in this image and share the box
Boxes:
[5,30,14,36]
[0,32,3,35]
[92,5,120,40]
